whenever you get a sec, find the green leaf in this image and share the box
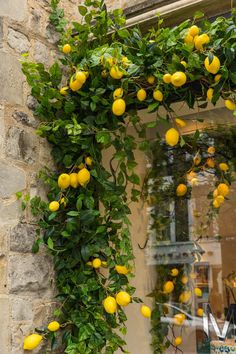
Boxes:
[67,211,79,217]
[48,212,57,220]
[78,5,87,16]
[193,11,204,20]
[47,237,54,250]
[96,131,111,145]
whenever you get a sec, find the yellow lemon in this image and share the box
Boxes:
[184,34,194,44]
[75,71,87,84]
[225,99,236,110]
[116,291,131,306]
[189,25,200,37]
[112,98,126,116]
[147,75,155,84]
[180,60,188,68]
[103,296,117,314]
[197,308,204,317]
[175,336,183,346]
[60,86,69,96]
[62,44,71,54]
[195,34,210,50]
[219,162,229,171]
[85,156,93,166]
[163,73,172,83]
[217,183,229,197]
[207,146,215,154]
[137,88,147,101]
[153,90,163,101]
[215,74,222,82]
[69,77,83,91]
[78,163,85,169]
[48,321,60,332]
[176,184,187,197]
[181,275,189,285]
[110,66,123,79]
[107,57,116,66]
[92,258,101,269]
[216,195,224,204]
[171,268,179,277]
[60,197,67,207]
[58,173,71,189]
[213,198,221,208]
[179,291,191,303]
[49,201,60,212]
[175,118,186,127]
[213,189,218,198]
[190,272,197,279]
[206,158,215,168]
[70,173,79,188]
[122,56,130,66]
[171,72,187,87]
[77,168,90,187]
[207,88,214,101]
[204,55,220,74]
[194,287,202,297]
[115,265,129,275]
[141,305,151,318]
[193,155,201,166]
[163,281,174,294]
[23,334,43,350]
[165,128,179,147]
[113,88,123,100]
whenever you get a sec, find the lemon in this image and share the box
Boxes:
[137,88,147,101]
[195,34,210,50]
[75,71,87,84]
[225,99,236,110]
[153,90,163,101]
[174,313,186,325]
[113,88,123,100]
[213,189,218,198]
[207,88,214,101]
[179,291,191,303]
[217,183,229,197]
[207,146,215,154]
[141,305,151,318]
[60,86,69,96]
[147,75,155,84]
[184,34,194,44]
[92,258,101,268]
[175,118,186,127]
[48,321,60,332]
[49,201,60,212]
[115,265,129,275]
[23,334,43,350]
[189,25,200,37]
[197,308,204,317]
[103,296,117,314]
[171,268,179,276]
[116,291,131,306]
[122,56,130,66]
[206,158,215,168]
[213,198,221,208]
[163,73,172,83]
[112,98,126,116]
[78,163,85,169]
[70,173,79,188]
[58,173,70,189]
[110,66,123,79]
[176,184,187,197]
[204,55,220,74]
[180,60,188,68]
[193,155,201,166]
[190,272,197,279]
[175,336,183,346]
[85,156,93,166]
[102,261,108,267]
[181,275,189,285]
[60,197,67,207]
[107,57,115,66]
[78,168,90,187]
[163,281,174,294]
[165,128,179,147]
[194,287,202,297]
[101,70,108,78]
[62,44,71,54]
[171,72,187,87]
[219,162,229,171]
[69,77,83,91]
[215,74,222,82]
[216,195,224,204]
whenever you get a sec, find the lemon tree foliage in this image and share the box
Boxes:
[21,0,236,352]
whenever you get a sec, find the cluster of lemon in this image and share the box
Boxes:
[23,321,60,351]
[48,157,92,212]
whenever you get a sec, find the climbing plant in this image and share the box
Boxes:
[21,0,236,353]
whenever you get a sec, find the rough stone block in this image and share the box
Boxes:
[11,297,33,321]
[0,53,23,105]
[0,0,27,21]
[34,41,49,64]
[26,95,37,110]
[0,256,7,293]
[0,18,3,49]
[9,253,54,295]
[6,126,38,164]
[12,111,38,128]
[8,28,30,54]
[0,160,26,198]
[0,297,9,353]
[46,23,60,44]
[0,200,21,223]
[0,105,5,156]
[10,223,36,253]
